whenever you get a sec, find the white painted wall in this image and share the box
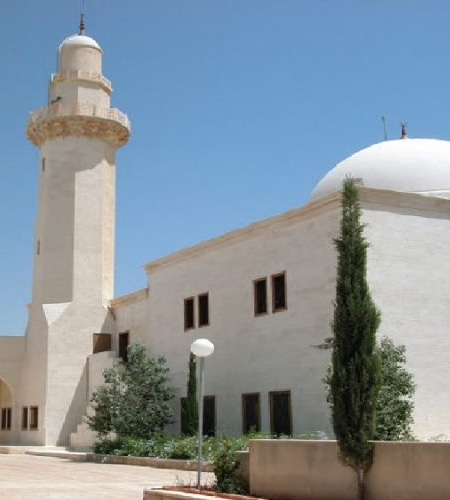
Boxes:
[111,190,450,440]
[114,203,340,437]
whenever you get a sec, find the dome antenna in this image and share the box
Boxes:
[79,0,86,35]
[401,121,408,139]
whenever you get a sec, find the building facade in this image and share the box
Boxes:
[0,29,449,447]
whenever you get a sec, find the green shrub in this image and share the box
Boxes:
[213,435,244,494]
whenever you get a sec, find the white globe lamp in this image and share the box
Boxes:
[190,338,214,489]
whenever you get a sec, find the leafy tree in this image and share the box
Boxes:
[330,178,381,500]
[374,337,415,441]
[181,353,198,436]
[88,344,174,439]
[324,337,415,440]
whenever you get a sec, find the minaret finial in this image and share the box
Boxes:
[79,0,86,35]
[79,13,85,35]
[401,121,408,139]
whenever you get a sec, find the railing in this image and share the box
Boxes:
[28,103,131,130]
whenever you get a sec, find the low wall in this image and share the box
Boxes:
[250,440,450,500]
[86,453,214,471]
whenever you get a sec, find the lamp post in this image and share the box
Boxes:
[190,338,214,490]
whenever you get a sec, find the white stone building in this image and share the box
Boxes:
[0,27,449,447]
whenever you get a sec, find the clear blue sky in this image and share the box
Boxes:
[1,0,450,334]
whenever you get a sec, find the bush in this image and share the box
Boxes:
[94,430,331,463]
[88,344,174,440]
[213,435,246,494]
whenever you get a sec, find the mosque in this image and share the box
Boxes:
[0,22,449,448]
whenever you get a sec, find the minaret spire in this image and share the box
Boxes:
[79,0,86,35]
[401,121,408,139]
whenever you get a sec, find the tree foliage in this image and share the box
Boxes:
[374,337,415,441]
[330,178,381,499]
[182,353,198,436]
[325,336,415,441]
[87,344,174,439]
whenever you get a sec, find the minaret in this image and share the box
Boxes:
[22,24,130,445]
[26,24,130,307]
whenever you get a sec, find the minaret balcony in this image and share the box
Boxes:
[26,102,131,148]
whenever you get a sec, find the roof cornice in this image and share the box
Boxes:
[143,188,450,275]
[144,191,341,274]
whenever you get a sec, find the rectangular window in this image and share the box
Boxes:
[1,408,7,430]
[119,332,130,362]
[198,293,209,327]
[184,298,195,331]
[180,397,188,435]
[93,333,112,354]
[242,393,261,434]
[41,158,46,172]
[254,278,268,315]
[203,395,216,436]
[6,408,11,430]
[30,407,38,430]
[269,391,292,436]
[272,272,287,312]
[22,407,28,430]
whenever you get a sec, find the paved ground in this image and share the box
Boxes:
[0,454,214,500]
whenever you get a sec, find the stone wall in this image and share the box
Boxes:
[250,440,450,500]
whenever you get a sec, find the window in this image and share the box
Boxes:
[203,396,216,436]
[22,407,28,430]
[242,393,261,433]
[93,333,112,354]
[41,158,46,171]
[119,332,130,361]
[272,272,287,312]
[198,293,209,327]
[269,391,292,436]
[1,408,11,431]
[180,398,188,435]
[181,396,215,435]
[36,239,40,256]
[184,293,210,330]
[184,298,195,330]
[254,278,267,315]
[30,406,39,430]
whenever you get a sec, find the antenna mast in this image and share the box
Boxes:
[79,0,86,35]
[381,116,388,141]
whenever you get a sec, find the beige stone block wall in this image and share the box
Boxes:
[250,440,450,500]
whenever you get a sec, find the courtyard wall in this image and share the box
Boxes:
[250,439,450,500]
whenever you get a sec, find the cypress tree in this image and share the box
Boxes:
[331,178,381,500]
[185,352,198,436]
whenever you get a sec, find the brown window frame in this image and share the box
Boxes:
[184,297,195,331]
[93,333,112,354]
[253,278,268,316]
[203,395,216,436]
[269,390,292,436]
[242,393,261,434]
[21,407,28,430]
[118,331,130,362]
[29,406,39,430]
[1,408,11,431]
[198,293,210,328]
[271,272,287,313]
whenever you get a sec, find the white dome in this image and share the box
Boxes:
[59,34,102,52]
[310,138,450,201]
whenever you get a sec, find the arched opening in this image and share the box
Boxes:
[0,378,14,442]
